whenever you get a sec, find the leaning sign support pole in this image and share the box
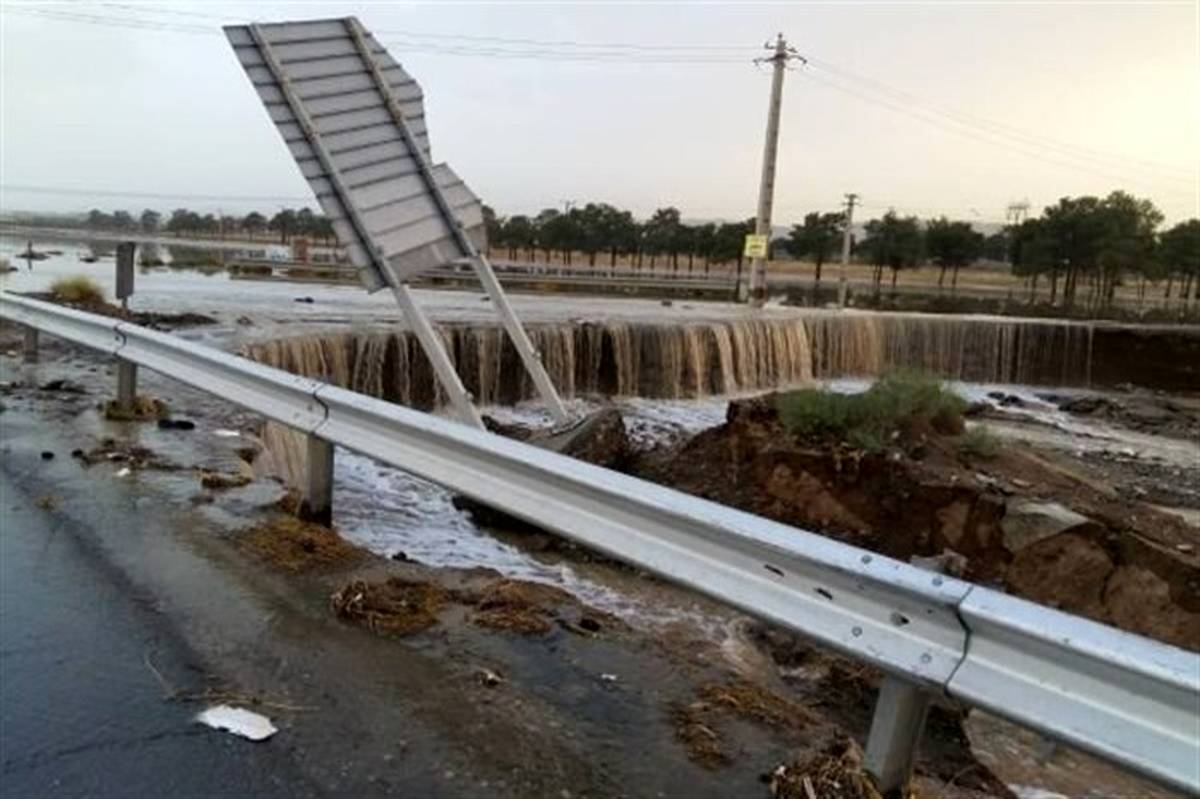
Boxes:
[342,18,568,425]
[245,22,483,428]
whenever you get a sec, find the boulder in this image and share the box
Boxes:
[1005,532,1114,619]
[1000,500,1099,553]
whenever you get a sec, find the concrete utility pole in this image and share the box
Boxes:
[838,192,858,308]
[748,34,801,307]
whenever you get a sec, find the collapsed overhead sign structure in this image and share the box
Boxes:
[224,18,485,291]
[224,18,567,426]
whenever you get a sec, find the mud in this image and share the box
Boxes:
[331,573,624,639]
[241,516,365,574]
[631,396,1200,649]
[1038,388,1200,442]
[75,437,179,470]
[103,395,168,421]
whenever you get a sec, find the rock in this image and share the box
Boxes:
[391,550,410,562]
[39,378,87,394]
[1000,500,1098,553]
[157,418,196,431]
[1103,566,1200,649]
[1005,532,1114,619]
[935,500,971,549]
[910,549,969,578]
[40,451,54,460]
[987,391,1026,408]
[475,668,504,688]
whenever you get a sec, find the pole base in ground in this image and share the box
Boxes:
[864,675,932,793]
[22,327,38,364]
[301,434,334,526]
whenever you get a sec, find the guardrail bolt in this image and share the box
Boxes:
[22,326,39,364]
[301,434,334,526]
[864,675,933,794]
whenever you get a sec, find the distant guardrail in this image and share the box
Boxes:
[2,291,1197,794]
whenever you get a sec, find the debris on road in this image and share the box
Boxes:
[767,738,884,799]
[199,470,252,490]
[195,704,278,742]
[242,516,362,574]
[474,667,505,688]
[103,395,168,422]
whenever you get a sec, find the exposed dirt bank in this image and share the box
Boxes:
[20,291,216,329]
[630,395,1199,650]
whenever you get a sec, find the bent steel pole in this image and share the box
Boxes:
[345,17,569,425]
[246,23,481,429]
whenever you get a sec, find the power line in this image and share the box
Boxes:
[801,69,1195,199]
[5,3,1195,201]
[803,55,1192,178]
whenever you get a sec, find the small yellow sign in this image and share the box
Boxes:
[743,234,768,259]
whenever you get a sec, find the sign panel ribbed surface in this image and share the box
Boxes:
[225,19,486,291]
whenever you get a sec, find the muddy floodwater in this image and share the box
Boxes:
[2,236,1196,798]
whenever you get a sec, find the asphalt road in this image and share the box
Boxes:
[0,469,310,798]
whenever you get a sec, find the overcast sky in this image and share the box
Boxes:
[1,1,1197,225]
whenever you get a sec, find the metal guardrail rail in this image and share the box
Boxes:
[3,291,1197,794]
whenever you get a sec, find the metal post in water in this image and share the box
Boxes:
[115,360,138,413]
[303,434,334,526]
[22,326,38,364]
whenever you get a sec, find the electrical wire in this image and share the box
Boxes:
[803,55,1193,178]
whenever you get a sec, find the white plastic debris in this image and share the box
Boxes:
[115,467,131,477]
[195,705,277,741]
[213,429,241,438]
[600,673,618,683]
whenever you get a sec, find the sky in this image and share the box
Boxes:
[1,1,1197,227]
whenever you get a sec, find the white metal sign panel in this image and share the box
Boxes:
[225,19,487,291]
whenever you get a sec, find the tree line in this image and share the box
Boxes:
[484,204,755,274]
[1008,192,1198,309]
[59,193,1200,308]
[78,207,336,245]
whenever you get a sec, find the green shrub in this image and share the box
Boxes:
[775,370,968,452]
[958,426,1000,459]
[49,275,105,305]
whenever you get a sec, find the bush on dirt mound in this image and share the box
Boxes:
[775,370,966,451]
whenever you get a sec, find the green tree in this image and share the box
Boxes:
[501,215,536,260]
[1159,219,1200,305]
[270,209,297,244]
[139,209,161,234]
[925,217,984,293]
[860,211,923,295]
[241,211,267,238]
[786,212,845,292]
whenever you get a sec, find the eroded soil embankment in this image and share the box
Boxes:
[630,397,1200,650]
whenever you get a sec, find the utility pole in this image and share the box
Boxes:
[838,192,858,308]
[748,34,802,307]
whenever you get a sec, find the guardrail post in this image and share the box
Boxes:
[302,434,334,526]
[115,359,137,412]
[22,326,38,363]
[864,675,933,793]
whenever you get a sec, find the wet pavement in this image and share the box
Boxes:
[0,467,312,797]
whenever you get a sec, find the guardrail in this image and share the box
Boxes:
[3,291,1197,794]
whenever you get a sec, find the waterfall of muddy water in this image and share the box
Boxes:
[244,313,1094,412]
